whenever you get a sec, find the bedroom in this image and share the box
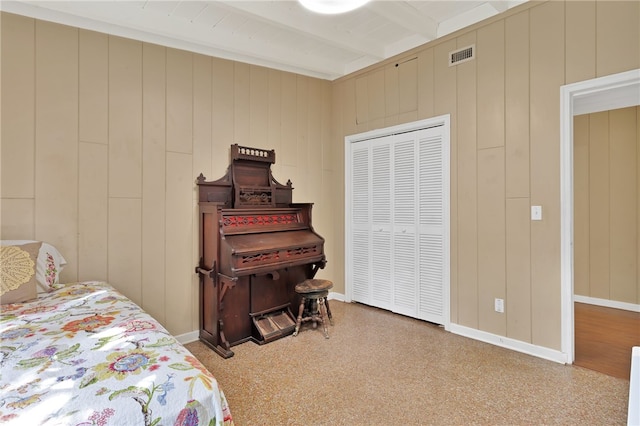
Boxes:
[1,0,639,424]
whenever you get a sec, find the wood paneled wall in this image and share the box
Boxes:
[1,0,639,354]
[333,0,639,351]
[0,13,334,336]
[574,107,640,304]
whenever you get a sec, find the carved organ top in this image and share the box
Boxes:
[197,144,293,208]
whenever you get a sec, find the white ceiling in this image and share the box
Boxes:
[1,0,527,80]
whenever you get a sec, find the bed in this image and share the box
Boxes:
[0,241,233,425]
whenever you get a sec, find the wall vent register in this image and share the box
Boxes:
[449,45,475,66]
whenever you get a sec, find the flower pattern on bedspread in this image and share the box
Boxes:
[43,254,57,289]
[0,281,233,426]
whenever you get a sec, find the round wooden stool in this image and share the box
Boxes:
[292,279,333,338]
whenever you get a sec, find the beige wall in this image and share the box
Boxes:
[574,106,640,304]
[1,0,639,353]
[0,12,336,336]
[333,0,639,351]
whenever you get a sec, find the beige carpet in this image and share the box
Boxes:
[186,300,630,425]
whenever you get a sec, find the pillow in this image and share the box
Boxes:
[0,242,42,304]
[0,240,67,293]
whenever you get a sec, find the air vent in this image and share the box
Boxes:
[448,45,475,66]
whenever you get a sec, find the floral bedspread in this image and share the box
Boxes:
[0,281,233,426]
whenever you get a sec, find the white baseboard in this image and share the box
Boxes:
[326,295,567,364]
[328,291,345,302]
[574,295,640,313]
[175,330,199,345]
[449,323,568,364]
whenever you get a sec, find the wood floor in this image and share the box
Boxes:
[574,302,640,379]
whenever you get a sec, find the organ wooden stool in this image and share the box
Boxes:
[292,279,333,338]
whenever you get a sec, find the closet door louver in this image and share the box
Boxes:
[418,131,445,323]
[392,137,418,317]
[351,146,371,303]
[371,142,392,309]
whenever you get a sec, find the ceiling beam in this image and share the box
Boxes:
[367,1,438,41]
[437,2,502,38]
[489,1,509,13]
[219,1,385,60]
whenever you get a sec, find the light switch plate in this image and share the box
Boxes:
[531,205,542,221]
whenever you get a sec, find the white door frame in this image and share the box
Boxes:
[344,114,451,329]
[560,69,640,363]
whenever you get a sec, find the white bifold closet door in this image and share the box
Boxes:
[349,124,448,326]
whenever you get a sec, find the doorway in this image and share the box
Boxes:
[560,69,640,365]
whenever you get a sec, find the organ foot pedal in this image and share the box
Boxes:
[251,304,296,343]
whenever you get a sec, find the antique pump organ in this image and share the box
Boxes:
[196,144,326,358]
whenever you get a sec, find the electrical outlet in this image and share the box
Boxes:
[494,298,504,313]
